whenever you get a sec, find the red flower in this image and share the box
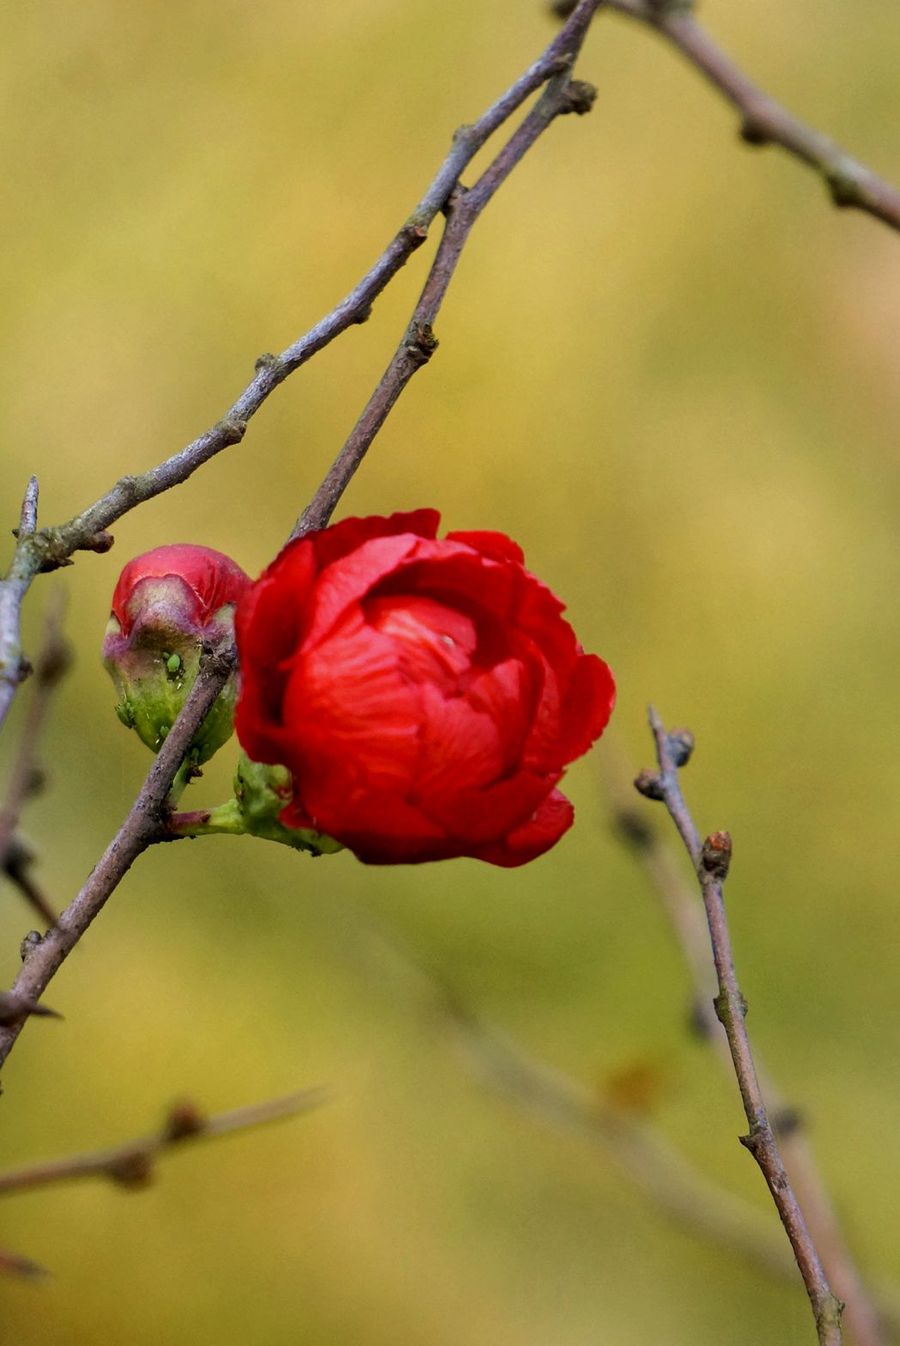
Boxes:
[235,511,615,867]
[103,544,250,761]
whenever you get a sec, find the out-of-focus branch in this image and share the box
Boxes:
[0,647,235,1073]
[639,708,843,1346]
[0,591,71,926]
[0,0,605,741]
[610,742,886,1346]
[2,837,58,932]
[0,1246,48,1280]
[601,0,900,231]
[336,908,900,1333]
[0,1088,325,1197]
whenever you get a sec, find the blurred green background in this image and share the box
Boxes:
[2,1,899,1342]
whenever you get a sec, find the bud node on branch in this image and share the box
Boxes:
[666,728,695,767]
[634,768,665,801]
[406,321,439,365]
[216,418,248,446]
[700,830,732,879]
[561,79,598,115]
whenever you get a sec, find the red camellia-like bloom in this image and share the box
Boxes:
[235,511,615,867]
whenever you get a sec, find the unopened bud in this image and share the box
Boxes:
[103,544,250,764]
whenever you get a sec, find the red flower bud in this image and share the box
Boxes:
[103,544,250,762]
[235,512,615,867]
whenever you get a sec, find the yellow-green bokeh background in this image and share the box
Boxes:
[2,2,899,1342]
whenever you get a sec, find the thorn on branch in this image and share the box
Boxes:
[700,830,733,880]
[0,990,60,1025]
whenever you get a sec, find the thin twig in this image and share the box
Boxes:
[0,1088,325,1197]
[604,0,900,231]
[642,707,843,1346]
[610,744,886,1346]
[0,0,604,741]
[0,647,235,1072]
[294,69,599,537]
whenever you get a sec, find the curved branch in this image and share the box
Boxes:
[606,0,900,230]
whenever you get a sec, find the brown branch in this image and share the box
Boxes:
[640,707,843,1346]
[610,747,886,1346]
[0,0,604,741]
[0,1088,325,1197]
[294,62,600,533]
[604,0,900,231]
[0,647,235,1073]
